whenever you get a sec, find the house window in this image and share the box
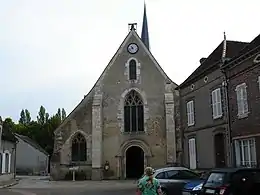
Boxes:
[188,138,197,169]
[124,90,144,132]
[235,83,248,117]
[71,133,87,162]
[253,54,260,63]
[187,100,195,126]
[129,59,137,80]
[235,138,256,168]
[5,153,9,173]
[211,88,223,119]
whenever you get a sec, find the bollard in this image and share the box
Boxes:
[72,170,75,182]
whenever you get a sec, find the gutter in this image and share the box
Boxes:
[221,68,235,167]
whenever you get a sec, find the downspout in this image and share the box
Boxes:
[222,69,235,167]
[221,32,235,167]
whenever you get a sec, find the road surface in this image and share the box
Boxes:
[0,176,136,195]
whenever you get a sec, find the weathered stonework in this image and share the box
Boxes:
[164,83,176,164]
[117,87,149,133]
[50,29,180,180]
[124,57,141,84]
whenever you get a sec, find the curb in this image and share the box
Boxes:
[0,180,19,189]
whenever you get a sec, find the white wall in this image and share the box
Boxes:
[16,136,49,175]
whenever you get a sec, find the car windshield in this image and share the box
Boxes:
[204,172,225,187]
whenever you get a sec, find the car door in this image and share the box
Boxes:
[164,170,184,195]
[165,170,201,195]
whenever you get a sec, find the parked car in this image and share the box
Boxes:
[182,172,208,195]
[144,167,202,195]
[200,168,260,195]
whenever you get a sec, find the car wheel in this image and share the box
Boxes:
[161,189,168,195]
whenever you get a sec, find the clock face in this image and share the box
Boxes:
[127,43,139,54]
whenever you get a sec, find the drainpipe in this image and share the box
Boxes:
[221,69,235,167]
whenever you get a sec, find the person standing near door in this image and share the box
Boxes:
[136,167,162,195]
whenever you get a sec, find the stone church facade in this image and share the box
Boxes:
[50,6,181,180]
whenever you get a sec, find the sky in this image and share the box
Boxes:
[1,0,260,122]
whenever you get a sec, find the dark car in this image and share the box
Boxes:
[200,168,260,195]
[150,167,201,195]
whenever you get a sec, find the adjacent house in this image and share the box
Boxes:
[222,34,260,168]
[177,37,248,170]
[15,134,49,175]
[0,117,17,182]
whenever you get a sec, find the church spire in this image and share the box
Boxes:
[141,2,150,50]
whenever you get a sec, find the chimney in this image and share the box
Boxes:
[200,58,207,64]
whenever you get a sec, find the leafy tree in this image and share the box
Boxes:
[19,110,26,125]
[6,106,66,157]
[3,118,15,131]
[25,109,31,124]
[61,108,66,121]
[37,106,48,125]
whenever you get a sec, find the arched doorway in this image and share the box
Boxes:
[125,146,144,179]
[214,133,226,168]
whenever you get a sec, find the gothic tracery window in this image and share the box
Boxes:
[124,90,144,132]
[129,59,137,80]
[71,133,87,162]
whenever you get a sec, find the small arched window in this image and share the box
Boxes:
[124,90,144,132]
[71,133,87,162]
[129,59,137,80]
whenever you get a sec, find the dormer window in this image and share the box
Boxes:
[129,59,137,80]
[253,54,260,63]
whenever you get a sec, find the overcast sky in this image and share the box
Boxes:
[1,0,259,122]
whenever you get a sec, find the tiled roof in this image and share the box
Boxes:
[15,133,49,156]
[178,40,249,89]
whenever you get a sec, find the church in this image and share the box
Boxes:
[50,4,181,180]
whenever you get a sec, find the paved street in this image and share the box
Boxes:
[0,176,136,195]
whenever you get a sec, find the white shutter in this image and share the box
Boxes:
[188,138,197,169]
[216,88,223,117]
[236,86,243,115]
[242,86,248,114]
[235,140,241,167]
[212,88,222,119]
[190,101,194,125]
[187,101,194,126]
[212,90,217,118]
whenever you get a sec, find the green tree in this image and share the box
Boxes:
[37,106,48,125]
[61,108,66,121]
[3,118,15,131]
[25,109,31,124]
[19,109,26,125]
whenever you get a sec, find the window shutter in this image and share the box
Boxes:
[235,140,241,167]
[187,102,190,125]
[216,88,223,116]
[242,86,248,113]
[190,101,194,125]
[236,87,242,115]
[212,90,216,118]
[188,138,197,169]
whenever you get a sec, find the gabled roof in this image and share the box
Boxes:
[54,28,177,134]
[15,133,49,156]
[178,40,249,89]
[237,34,260,55]
[222,34,260,69]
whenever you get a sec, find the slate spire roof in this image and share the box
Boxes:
[141,2,150,50]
